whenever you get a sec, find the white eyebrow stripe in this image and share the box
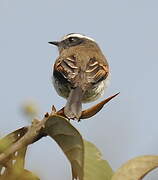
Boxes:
[61,33,95,42]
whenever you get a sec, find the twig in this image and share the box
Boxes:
[0,114,49,164]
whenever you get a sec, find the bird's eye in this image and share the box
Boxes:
[68,37,77,43]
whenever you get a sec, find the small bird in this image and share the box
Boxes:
[49,33,110,120]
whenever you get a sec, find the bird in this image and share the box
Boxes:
[49,33,110,120]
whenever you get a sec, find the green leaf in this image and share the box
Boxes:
[111,155,158,180]
[44,114,113,180]
[0,127,40,180]
[83,140,113,180]
[0,127,27,153]
[44,114,84,180]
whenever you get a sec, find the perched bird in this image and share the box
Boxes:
[49,33,110,120]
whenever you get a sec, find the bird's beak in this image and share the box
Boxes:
[48,41,60,47]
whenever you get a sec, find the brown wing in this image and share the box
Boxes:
[86,58,109,85]
[54,56,109,87]
[53,55,79,86]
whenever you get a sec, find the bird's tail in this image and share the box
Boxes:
[64,87,83,120]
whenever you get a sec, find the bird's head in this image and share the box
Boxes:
[49,33,98,53]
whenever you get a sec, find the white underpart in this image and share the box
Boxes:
[95,72,111,98]
[104,72,111,90]
[82,72,111,103]
[61,33,95,42]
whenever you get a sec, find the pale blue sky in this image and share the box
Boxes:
[0,0,158,179]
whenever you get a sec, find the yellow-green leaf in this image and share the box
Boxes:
[22,101,39,118]
[17,169,40,180]
[84,140,113,180]
[112,155,158,180]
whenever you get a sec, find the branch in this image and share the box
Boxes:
[0,93,119,165]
